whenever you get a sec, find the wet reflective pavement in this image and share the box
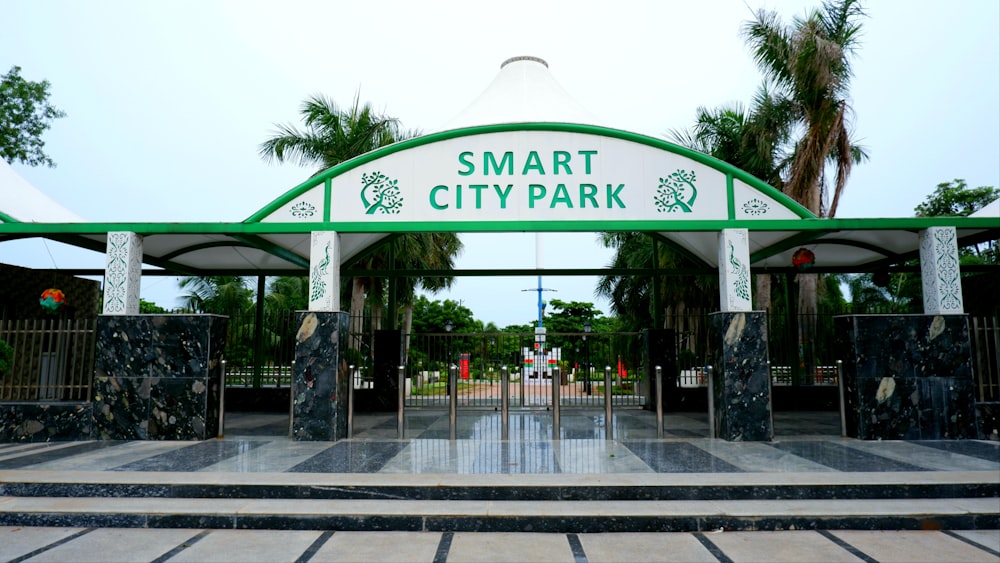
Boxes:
[1,410,998,562]
[3,411,995,475]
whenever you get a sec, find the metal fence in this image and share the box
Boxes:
[2,310,994,407]
[971,314,1000,402]
[403,331,646,409]
[0,318,96,402]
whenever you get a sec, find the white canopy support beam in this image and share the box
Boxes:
[718,228,753,312]
[308,231,341,312]
[102,231,143,315]
[919,226,964,314]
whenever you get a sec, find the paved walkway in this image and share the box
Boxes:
[1,410,998,562]
[2,526,999,562]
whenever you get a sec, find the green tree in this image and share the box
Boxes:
[265,276,309,312]
[742,0,869,218]
[179,276,253,316]
[0,66,65,167]
[915,179,999,217]
[139,299,168,314]
[742,0,870,370]
[259,94,462,354]
[259,94,401,169]
[668,89,794,312]
[916,179,998,265]
[849,179,997,312]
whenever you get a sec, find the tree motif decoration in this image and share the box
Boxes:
[654,169,698,213]
[309,242,330,302]
[360,171,403,215]
[742,198,769,216]
[792,248,816,270]
[729,241,751,302]
[290,201,316,218]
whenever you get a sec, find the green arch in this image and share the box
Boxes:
[244,123,815,224]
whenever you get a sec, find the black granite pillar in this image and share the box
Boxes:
[834,314,977,440]
[92,315,227,440]
[291,311,350,441]
[709,311,773,441]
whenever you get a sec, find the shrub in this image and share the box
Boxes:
[0,339,13,376]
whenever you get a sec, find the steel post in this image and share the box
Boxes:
[449,364,457,441]
[604,365,613,440]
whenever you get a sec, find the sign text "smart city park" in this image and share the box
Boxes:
[428,150,627,210]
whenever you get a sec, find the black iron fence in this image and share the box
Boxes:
[0,311,995,407]
[0,318,96,402]
[972,314,1000,402]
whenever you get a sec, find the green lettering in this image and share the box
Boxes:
[607,183,625,208]
[456,184,462,209]
[550,184,573,208]
[528,184,546,208]
[578,150,597,174]
[579,184,599,208]
[458,152,475,176]
[494,184,513,209]
[485,151,513,175]
[469,184,488,208]
[553,151,572,175]
[430,185,449,210]
[522,151,545,175]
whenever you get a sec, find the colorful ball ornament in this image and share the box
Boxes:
[791,248,816,270]
[39,288,66,314]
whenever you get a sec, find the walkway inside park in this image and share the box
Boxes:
[1,410,998,562]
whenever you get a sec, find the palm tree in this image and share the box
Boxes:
[259,94,462,353]
[179,276,252,316]
[742,0,869,370]
[259,93,401,169]
[669,89,793,311]
[741,0,868,218]
[264,276,309,313]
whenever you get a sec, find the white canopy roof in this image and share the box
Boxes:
[0,159,84,223]
[437,56,605,131]
[0,57,997,278]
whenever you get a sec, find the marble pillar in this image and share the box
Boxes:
[718,229,753,313]
[102,232,143,315]
[709,311,773,441]
[291,311,350,441]
[308,231,341,312]
[92,315,227,440]
[919,227,964,314]
[834,314,977,440]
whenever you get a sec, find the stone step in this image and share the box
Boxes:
[3,470,998,502]
[1,496,997,532]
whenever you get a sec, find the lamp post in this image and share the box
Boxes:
[583,320,592,395]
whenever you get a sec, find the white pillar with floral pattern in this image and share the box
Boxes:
[919,226,964,314]
[718,228,753,312]
[102,231,143,315]
[308,231,341,312]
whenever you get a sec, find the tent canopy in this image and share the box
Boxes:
[1,57,997,277]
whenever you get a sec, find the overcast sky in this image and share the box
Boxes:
[2,0,998,327]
